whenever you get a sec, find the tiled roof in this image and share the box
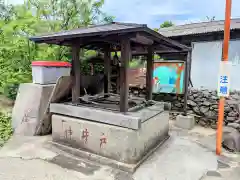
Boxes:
[30,22,190,52]
[158,18,240,37]
[30,22,146,41]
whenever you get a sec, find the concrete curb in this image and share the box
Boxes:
[47,135,170,173]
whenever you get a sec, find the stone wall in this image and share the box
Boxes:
[154,88,240,131]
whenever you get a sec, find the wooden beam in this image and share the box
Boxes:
[120,38,131,113]
[104,46,111,96]
[61,32,136,47]
[146,46,153,100]
[71,45,81,103]
[131,33,154,45]
[139,31,190,51]
[132,50,182,56]
[183,51,191,115]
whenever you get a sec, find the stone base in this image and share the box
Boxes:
[12,76,72,136]
[12,83,55,136]
[175,115,195,130]
[223,127,240,152]
[49,135,169,173]
[52,109,169,169]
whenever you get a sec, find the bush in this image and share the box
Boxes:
[0,112,12,147]
[3,83,19,100]
[0,69,32,100]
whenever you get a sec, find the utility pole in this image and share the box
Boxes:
[216,0,232,155]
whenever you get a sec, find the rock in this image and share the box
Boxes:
[200,106,209,114]
[195,117,200,124]
[211,123,217,129]
[223,126,236,134]
[209,106,214,110]
[193,94,198,98]
[201,98,207,102]
[211,105,218,109]
[193,107,200,114]
[199,119,211,127]
[199,120,207,127]
[205,110,217,119]
[227,100,238,105]
[211,96,218,100]
[164,95,174,101]
[187,100,197,107]
[175,103,182,108]
[188,96,194,101]
[209,99,218,104]
[187,110,194,115]
[160,90,240,129]
[238,104,240,113]
[203,90,210,97]
[228,111,238,117]
[234,119,240,124]
[228,123,240,130]
[211,91,217,96]
[191,89,198,94]
[203,118,210,123]
[222,129,240,152]
[229,104,237,110]
[202,101,211,106]
[226,116,236,123]
[177,96,182,101]
[224,106,232,113]
[198,94,204,99]
[195,98,202,102]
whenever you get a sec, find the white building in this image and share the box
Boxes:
[159,19,240,90]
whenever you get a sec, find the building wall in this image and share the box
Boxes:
[191,39,240,90]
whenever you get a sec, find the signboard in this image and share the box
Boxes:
[217,61,231,97]
[153,61,185,94]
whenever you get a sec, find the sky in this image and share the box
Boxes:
[5,0,240,28]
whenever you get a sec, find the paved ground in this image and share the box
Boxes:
[0,121,239,180]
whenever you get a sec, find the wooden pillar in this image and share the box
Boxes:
[183,51,191,115]
[104,47,111,96]
[71,45,81,103]
[146,46,153,101]
[120,38,130,113]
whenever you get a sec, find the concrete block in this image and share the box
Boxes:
[12,76,72,136]
[222,128,240,152]
[12,83,54,136]
[50,102,166,130]
[175,115,195,130]
[52,111,169,165]
[50,103,141,130]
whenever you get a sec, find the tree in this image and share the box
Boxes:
[0,0,14,21]
[28,0,114,60]
[153,21,174,31]
[160,21,174,28]
[0,0,114,100]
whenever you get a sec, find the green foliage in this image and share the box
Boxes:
[153,21,174,31]
[129,60,141,68]
[0,0,113,143]
[0,111,12,146]
[0,0,114,100]
[160,21,174,28]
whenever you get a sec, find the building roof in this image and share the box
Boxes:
[30,22,190,52]
[30,22,145,42]
[158,18,240,37]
